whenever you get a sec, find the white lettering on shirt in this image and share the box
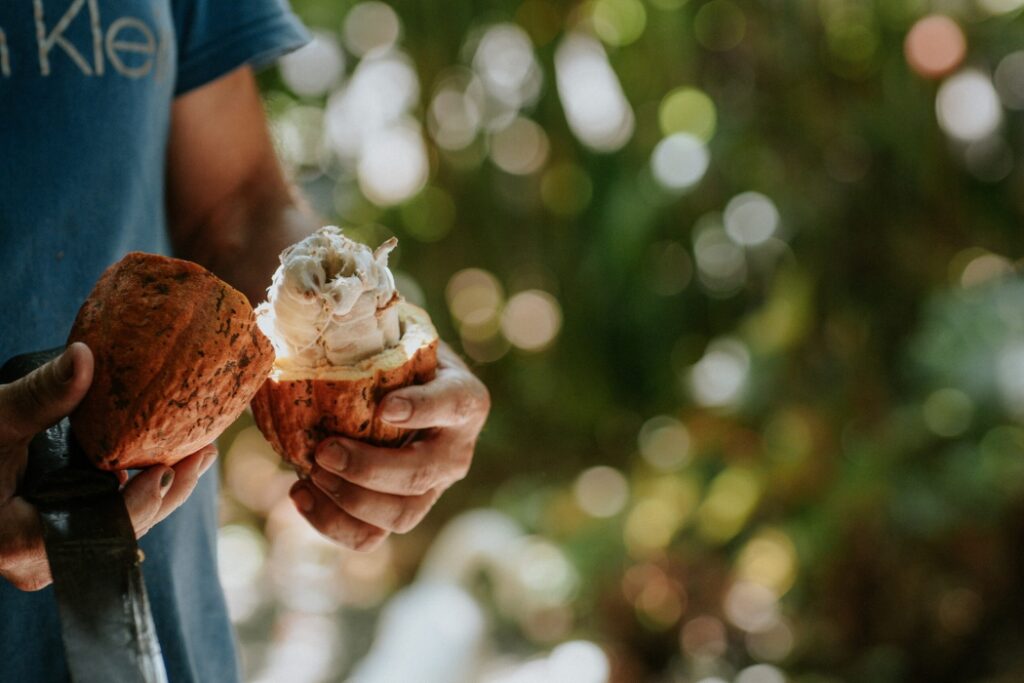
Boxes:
[105,16,154,78]
[16,1,165,80]
[33,0,103,76]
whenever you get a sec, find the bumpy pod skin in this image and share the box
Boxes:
[67,252,276,471]
[250,302,438,476]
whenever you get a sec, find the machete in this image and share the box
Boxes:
[1,348,168,683]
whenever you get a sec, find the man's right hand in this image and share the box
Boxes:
[0,342,217,591]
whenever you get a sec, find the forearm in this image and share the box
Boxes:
[171,174,320,305]
[165,66,321,304]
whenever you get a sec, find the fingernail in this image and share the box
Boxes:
[311,467,343,495]
[291,485,315,514]
[201,447,218,472]
[55,347,75,383]
[317,440,348,471]
[159,470,174,493]
[381,397,413,423]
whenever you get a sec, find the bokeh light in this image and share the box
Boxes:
[547,640,610,683]
[555,33,635,152]
[724,192,780,246]
[250,613,341,683]
[624,476,699,556]
[696,467,762,542]
[622,563,688,626]
[724,580,779,633]
[446,267,505,357]
[225,426,301,515]
[651,133,710,191]
[478,640,609,683]
[325,51,420,161]
[904,15,965,80]
[428,69,485,151]
[689,337,750,407]
[735,528,798,596]
[959,250,1013,287]
[502,537,579,612]
[977,0,1024,15]
[997,342,1024,417]
[447,269,503,318]
[357,122,429,205]
[540,163,593,216]
[638,415,692,471]
[591,0,647,47]
[473,24,543,112]
[745,619,795,662]
[680,616,728,658]
[995,51,1024,110]
[736,664,787,683]
[265,501,348,613]
[624,499,678,555]
[278,31,344,97]
[322,46,429,207]
[964,136,1014,182]
[693,215,746,295]
[490,117,550,175]
[694,0,746,51]
[936,69,1002,142]
[501,290,563,351]
[217,524,267,622]
[659,87,717,142]
[273,105,326,170]
[343,1,402,56]
[574,466,630,518]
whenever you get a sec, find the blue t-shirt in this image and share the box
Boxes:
[0,1,308,681]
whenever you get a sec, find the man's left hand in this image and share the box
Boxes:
[288,343,490,551]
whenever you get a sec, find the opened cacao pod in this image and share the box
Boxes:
[250,301,438,475]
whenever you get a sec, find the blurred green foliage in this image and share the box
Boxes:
[248,1,1024,680]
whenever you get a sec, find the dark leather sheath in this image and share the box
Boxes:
[1,349,167,683]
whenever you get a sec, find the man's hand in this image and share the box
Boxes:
[289,344,490,551]
[168,65,490,549]
[0,343,218,591]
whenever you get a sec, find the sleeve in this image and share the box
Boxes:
[172,0,311,96]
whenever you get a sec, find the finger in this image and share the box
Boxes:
[315,436,469,496]
[122,465,175,536]
[146,445,217,533]
[289,482,389,551]
[0,497,51,591]
[378,362,489,430]
[437,341,473,373]
[309,467,441,533]
[0,343,94,444]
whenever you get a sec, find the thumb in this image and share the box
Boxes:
[0,343,94,444]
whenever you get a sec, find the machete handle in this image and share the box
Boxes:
[0,347,120,504]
